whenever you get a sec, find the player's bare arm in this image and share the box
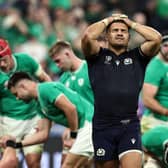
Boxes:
[55,94,78,133]
[143,83,168,115]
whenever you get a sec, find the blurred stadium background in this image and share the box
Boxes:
[1,0,168,167]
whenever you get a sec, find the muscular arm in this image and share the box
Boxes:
[21,118,51,147]
[125,20,162,57]
[81,16,114,58]
[142,83,168,115]
[55,95,78,132]
[0,147,18,168]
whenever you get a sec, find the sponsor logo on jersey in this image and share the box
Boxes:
[96,148,105,156]
[104,56,112,64]
[131,138,136,144]
[124,58,133,65]
[115,60,120,66]
[65,81,70,87]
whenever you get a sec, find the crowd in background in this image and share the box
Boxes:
[0,0,168,167]
[0,0,168,80]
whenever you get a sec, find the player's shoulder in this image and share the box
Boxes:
[13,52,30,58]
[148,56,162,67]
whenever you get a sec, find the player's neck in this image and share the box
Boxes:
[71,57,82,72]
[30,83,38,98]
[108,45,127,56]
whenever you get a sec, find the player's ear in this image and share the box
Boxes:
[128,32,131,41]
[65,51,70,58]
[19,81,26,89]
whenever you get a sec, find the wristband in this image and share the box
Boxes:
[131,22,137,29]
[6,140,23,148]
[15,142,23,148]
[70,131,77,139]
[6,140,16,148]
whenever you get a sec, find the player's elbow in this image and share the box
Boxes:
[70,104,77,114]
[154,33,162,46]
[81,30,92,44]
[142,95,151,108]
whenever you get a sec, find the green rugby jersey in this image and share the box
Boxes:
[0,53,41,120]
[144,56,168,121]
[0,74,9,97]
[37,82,93,128]
[59,61,94,105]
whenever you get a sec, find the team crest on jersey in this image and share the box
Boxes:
[96,148,105,156]
[124,58,133,65]
[78,78,84,86]
[65,81,70,87]
[104,56,112,64]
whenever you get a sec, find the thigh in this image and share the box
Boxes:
[20,116,44,155]
[120,151,142,168]
[119,122,142,168]
[118,121,142,158]
[2,116,41,140]
[142,126,168,157]
[25,153,42,168]
[62,153,89,168]
[141,115,168,133]
[95,160,119,168]
[93,127,118,161]
[23,120,43,167]
[70,121,93,158]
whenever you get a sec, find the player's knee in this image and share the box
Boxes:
[25,153,41,168]
[26,158,41,168]
[62,161,74,168]
[27,161,40,168]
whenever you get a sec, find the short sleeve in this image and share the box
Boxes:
[17,53,40,76]
[144,59,163,87]
[39,83,63,104]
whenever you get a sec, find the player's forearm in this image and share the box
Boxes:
[39,71,52,82]
[67,107,78,132]
[83,17,113,40]
[84,22,106,40]
[132,23,161,43]
[21,131,49,147]
[143,97,168,115]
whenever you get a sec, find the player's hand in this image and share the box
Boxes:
[110,14,135,29]
[63,138,75,149]
[163,109,168,116]
[62,128,70,142]
[0,135,16,148]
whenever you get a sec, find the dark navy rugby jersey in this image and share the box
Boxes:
[86,47,150,127]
